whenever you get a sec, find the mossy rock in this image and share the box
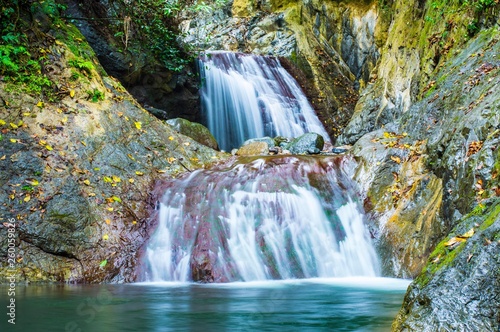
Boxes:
[167,118,219,150]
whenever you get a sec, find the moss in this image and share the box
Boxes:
[479,201,500,231]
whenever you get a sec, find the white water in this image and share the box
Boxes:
[198,52,330,151]
[145,157,380,282]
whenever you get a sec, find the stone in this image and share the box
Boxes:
[286,133,325,154]
[236,142,269,156]
[166,118,219,150]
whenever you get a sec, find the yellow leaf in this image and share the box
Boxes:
[383,132,393,139]
[103,176,113,183]
[61,117,68,124]
[45,145,53,151]
[167,157,176,163]
[183,142,190,146]
[107,207,114,212]
[0,119,5,125]
[17,120,23,126]
[105,219,111,225]
[134,122,142,130]
[0,155,5,160]
[10,139,17,143]
[132,220,137,225]
[88,192,96,197]
[156,169,166,173]
[83,179,91,186]
[23,112,31,117]
[70,90,75,98]
[26,179,39,186]
[135,171,144,176]
[127,154,135,161]
[128,178,135,183]
[10,123,18,129]
[117,112,124,117]
[24,195,31,202]
[81,141,86,146]
[39,140,47,146]
[460,228,475,239]
[390,156,401,164]
[94,167,100,171]
[9,194,15,200]
[124,116,129,121]
[112,175,121,183]
[190,158,199,162]
[111,196,122,203]
[37,101,44,107]
[402,132,408,137]
[103,234,109,240]
[444,237,466,247]
[168,136,174,141]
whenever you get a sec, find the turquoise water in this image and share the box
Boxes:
[1,277,410,332]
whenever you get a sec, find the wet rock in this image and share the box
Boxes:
[236,142,269,156]
[167,118,219,150]
[286,133,324,155]
[393,200,500,331]
[242,136,275,147]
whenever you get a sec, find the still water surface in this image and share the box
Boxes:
[2,277,410,332]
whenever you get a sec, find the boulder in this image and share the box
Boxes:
[166,118,219,150]
[286,133,324,154]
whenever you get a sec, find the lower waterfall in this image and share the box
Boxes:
[145,156,380,282]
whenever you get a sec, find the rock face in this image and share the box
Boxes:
[0,7,226,283]
[335,0,500,329]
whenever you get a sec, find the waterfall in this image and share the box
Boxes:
[198,52,330,151]
[145,156,380,282]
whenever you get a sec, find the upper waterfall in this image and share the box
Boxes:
[197,52,330,151]
[145,156,380,283]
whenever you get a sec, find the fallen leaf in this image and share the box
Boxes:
[102,234,109,240]
[128,178,134,183]
[26,179,39,186]
[70,90,75,98]
[0,120,5,126]
[390,156,401,164]
[10,139,17,143]
[10,123,18,129]
[135,171,144,176]
[24,195,31,202]
[168,136,174,141]
[111,196,121,203]
[134,122,142,130]
[103,176,113,183]
[112,175,121,183]
[459,228,475,239]
[83,179,90,186]
[105,219,111,225]
[127,154,135,161]
[89,193,96,197]
[107,207,114,212]
[36,101,44,107]
[444,237,466,247]
[45,145,53,151]
[99,259,107,267]
[0,155,5,160]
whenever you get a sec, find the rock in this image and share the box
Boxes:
[166,118,219,150]
[286,133,324,154]
[331,147,348,154]
[242,136,275,147]
[236,142,269,156]
[393,200,500,331]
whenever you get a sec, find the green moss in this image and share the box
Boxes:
[479,201,500,231]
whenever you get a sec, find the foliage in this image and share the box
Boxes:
[68,59,94,76]
[0,0,57,97]
[116,0,227,72]
[87,89,105,102]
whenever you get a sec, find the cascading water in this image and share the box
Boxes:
[198,52,330,151]
[145,156,380,282]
